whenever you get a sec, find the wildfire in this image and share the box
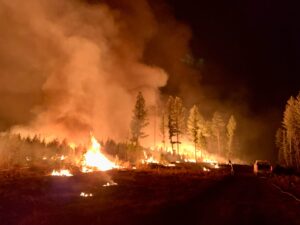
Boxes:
[80,192,93,197]
[203,167,210,172]
[51,169,73,176]
[184,159,196,163]
[166,163,176,167]
[203,157,220,169]
[203,158,218,164]
[214,164,220,169]
[68,142,77,150]
[103,181,118,187]
[141,151,159,164]
[81,135,118,172]
[152,142,224,166]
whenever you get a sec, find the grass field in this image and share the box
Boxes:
[0,165,229,225]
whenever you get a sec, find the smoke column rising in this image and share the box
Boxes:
[0,0,189,143]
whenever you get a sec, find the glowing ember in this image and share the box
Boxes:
[51,169,73,176]
[166,163,176,167]
[203,167,210,172]
[80,192,93,197]
[214,163,220,169]
[103,181,118,187]
[152,142,225,165]
[184,159,196,163]
[81,135,117,172]
[203,158,218,164]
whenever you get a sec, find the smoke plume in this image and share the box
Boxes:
[0,0,196,144]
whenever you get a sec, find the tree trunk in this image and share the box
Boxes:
[194,142,197,163]
[171,139,175,155]
[289,136,293,167]
[176,133,180,155]
[227,137,232,159]
[217,132,221,155]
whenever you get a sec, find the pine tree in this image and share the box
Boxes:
[226,115,237,159]
[211,111,225,155]
[167,96,176,154]
[160,110,168,151]
[282,96,300,168]
[203,120,213,153]
[173,97,186,155]
[277,92,300,169]
[130,92,149,147]
[294,93,300,167]
[276,128,289,166]
[167,96,186,155]
[188,105,201,162]
[283,97,295,166]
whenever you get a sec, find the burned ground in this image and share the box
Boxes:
[0,167,299,225]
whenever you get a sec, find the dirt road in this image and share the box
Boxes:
[145,175,300,225]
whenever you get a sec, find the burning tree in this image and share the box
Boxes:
[160,110,168,151]
[167,96,176,154]
[226,115,237,159]
[187,105,201,162]
[167,96,186,155]
[276,128,289,166]
[130,92,149,147]
[277,93,300,169]
[211,111,225,155]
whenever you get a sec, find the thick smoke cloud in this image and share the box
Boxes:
[0,0,195,144]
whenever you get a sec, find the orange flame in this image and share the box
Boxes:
[81,135,117,172]
[80,192,93,197]
[51,169,73,176]
[141,151,159,164]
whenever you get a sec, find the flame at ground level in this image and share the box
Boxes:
[80,192,93,197]
[81,135,118,172]
[145,142,224,166]
[103,181,118,187]
[51,169,73,177]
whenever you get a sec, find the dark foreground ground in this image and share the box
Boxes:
[0,165,299,225]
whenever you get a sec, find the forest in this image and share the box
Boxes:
[0,91,239,170]
[276,92,300,171]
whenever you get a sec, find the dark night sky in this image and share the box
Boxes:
[167,0,299,108]
[166,0,300,161]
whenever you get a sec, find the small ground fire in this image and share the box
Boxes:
[81,135,118,173]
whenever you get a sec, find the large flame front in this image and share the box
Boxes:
[81,135,117,172]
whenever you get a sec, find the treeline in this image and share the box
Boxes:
[0,92,239,168]
[0,133,76,168]
[0,132,130,169]
[130,92,238,162]
[162,96,237,160]
[276,92,300,170]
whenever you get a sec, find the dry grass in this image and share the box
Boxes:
[0,168,227,225]
[271,175,300,198]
